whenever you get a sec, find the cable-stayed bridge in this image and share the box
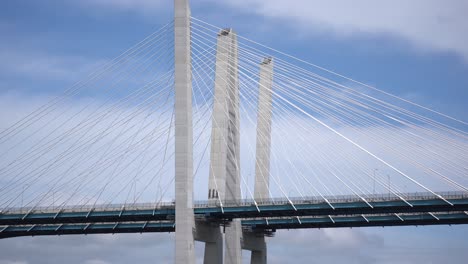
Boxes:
[0,0,467,263]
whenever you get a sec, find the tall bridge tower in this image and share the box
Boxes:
[206,28,243,264]
[251,57,274,264]
[174,0,195,263]
[173,1,272,263]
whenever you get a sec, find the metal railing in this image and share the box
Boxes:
[4,191,467,214]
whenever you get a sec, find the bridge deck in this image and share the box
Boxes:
[1,192,467,226]
[1,212,468,239]
[1,192,468,239]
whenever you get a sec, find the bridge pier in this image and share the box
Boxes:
[174,0,195,263]
[195,221,223,263]
[251,245,267,264]
[243,232,267,264]
[204,235,223,264]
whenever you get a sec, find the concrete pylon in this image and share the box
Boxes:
[174,0,195,263]
[207,29,237,208]
[221,29,242,264]
[252,57,274,264]
[204,28,238,264]
[204,28,242,264]
[254,57,274,202]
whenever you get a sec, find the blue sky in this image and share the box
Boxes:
[1,0,467,119]
[0,0,467,263]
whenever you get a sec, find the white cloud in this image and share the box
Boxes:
[79,0,166,14]
[0,233,175,264]
[69,1,468,60]
[0,261,28,264]
[0,49,105,81]
[0,226,467,264]
[206,0,468,60]
[84,260,110,264]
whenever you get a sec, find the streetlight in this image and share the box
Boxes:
[133,179,141,204]
[387,174,391,199]
[21,184,29,208]
[373,169,378,196]
[52,189,57,210]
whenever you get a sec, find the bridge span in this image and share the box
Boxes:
[2,192,467,239]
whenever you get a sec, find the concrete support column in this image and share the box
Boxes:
[251,242,267,264]
[203,234,223,264]
[196,222,223,264]
[174,0,195,263]
[254,57,274,202]
[225,219,242,264]
[242,231,266,264]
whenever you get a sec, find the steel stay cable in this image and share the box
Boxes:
[54,86,176,209]
[102,58,216,207]
[193,33,378,201]
[271,81,468,192]
[192,35,343,204]
[0,38,176,178]
[197,34,438,204]
[1,81,175,209]
[269,73,468,178]
[232,40,468,154]
[80,85,175,208]
[191,17,468,127]
[191,41,305,207]
[103,62,216,207]
[232,41,466,191]
[192,35,342,202]
[238,51,436,200]
[260,55,468,152]
[234,43,468,140]
[0,22,175,145]
[192,23,468,144]
[1,84,176,210]
[191,31,449,205]
[190,41,260,205]
[0,70,176,199]
[236,57,454,206]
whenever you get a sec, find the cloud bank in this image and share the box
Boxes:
[208,0,468,61]
[77,0,468,60]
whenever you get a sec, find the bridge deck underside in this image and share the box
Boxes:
[1,212,467,239]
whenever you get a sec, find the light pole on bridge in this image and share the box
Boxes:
[373,168,378,195]
[388,174,391,198]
